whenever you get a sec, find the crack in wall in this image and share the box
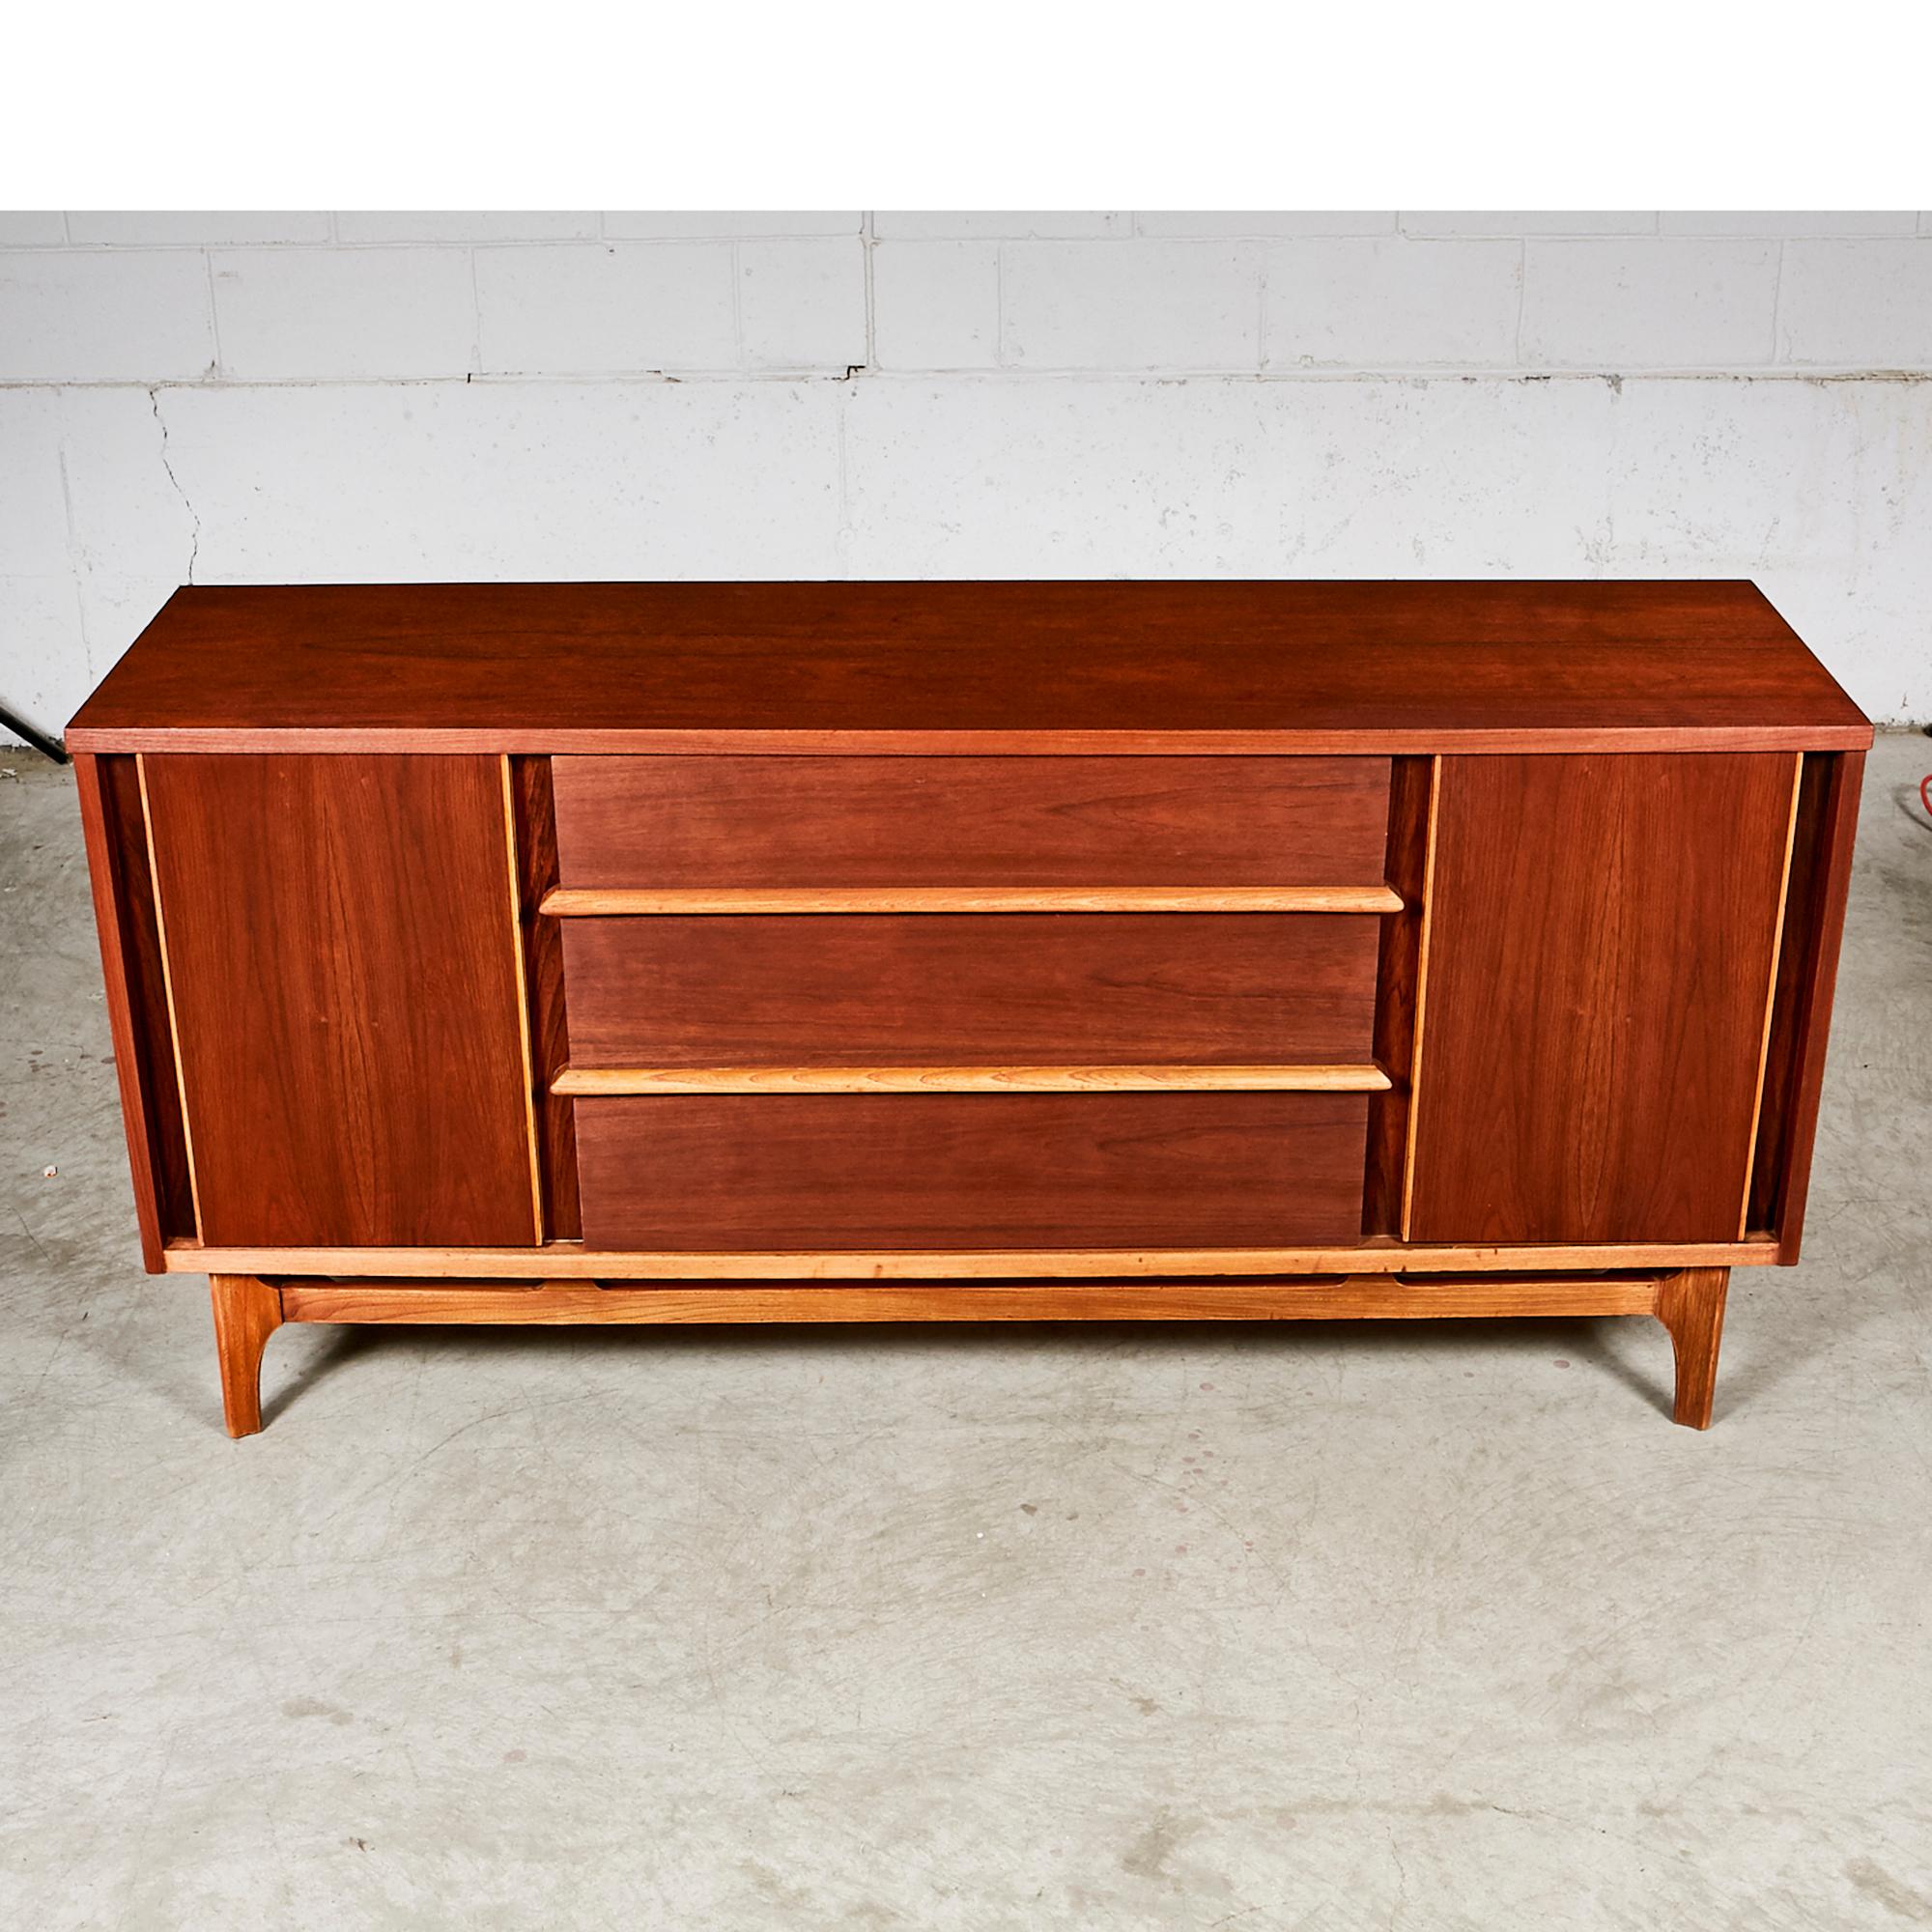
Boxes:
[148,386,201,584]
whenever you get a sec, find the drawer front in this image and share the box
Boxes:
[575,1093,1370,1249]
[561,913,1380,1068]
[552,755,1390,889]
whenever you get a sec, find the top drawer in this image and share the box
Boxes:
[551,755,1392,891]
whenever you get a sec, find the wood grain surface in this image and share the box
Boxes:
[551,754,1391,888]
[140,753,542,1248]
[68,581,1872,753]
[507,756,582,1238]
[277,1273,1667,1326]
[209,1273,283,1437]
[542,886,1402,915]
[560,912,1379,1067]
[572,1092,1372,1249]
[1362,755,1434,1236]
[1655,1265,1730,1429]
[1406,753,1800,1244]
[1747,752,1865,1257]
[161,1237,1781,1278]
[554,1065,1390,1094]
[72,753,196,1264]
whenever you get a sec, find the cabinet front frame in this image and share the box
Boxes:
[82,745,1860,1281]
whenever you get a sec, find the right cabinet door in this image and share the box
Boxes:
[1405,752,1800,1245]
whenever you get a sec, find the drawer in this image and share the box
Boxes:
[574,1093,1371,1249]
[559,913,1380,1068]
[551,755,1391,891]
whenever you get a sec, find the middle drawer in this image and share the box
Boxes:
[560,913,1380,1068]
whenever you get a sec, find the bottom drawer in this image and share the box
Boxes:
[574,1094,1369,1250]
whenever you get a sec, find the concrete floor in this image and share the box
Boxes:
[1,737,1928,1930]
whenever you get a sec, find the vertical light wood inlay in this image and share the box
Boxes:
[134,753,205,1240]
[1739,752,1806,1236]
[1398,754,1443,1242]
[499,754,545,1243]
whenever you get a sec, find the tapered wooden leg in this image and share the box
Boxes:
[210,1274,283,1437]
[1655,1266,1729,1430]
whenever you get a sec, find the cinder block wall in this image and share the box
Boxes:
[5,211,1930,743]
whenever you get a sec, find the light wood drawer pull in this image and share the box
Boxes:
[540,886,1404,916]
[554,1064,1393,1095]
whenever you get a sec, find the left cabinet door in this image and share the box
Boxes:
[140,753,540,1249]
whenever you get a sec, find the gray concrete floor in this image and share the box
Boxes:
[1,737,1928,1930]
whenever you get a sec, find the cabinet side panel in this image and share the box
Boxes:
[141,753,540,1248]
[1747,751,1864,1258]
[73,753,196,1265]
[1406,753,1797,1244]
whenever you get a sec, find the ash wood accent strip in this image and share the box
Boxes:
[278,1273,1667,1326]
[71,753,194,1267]
[561,912,1379,1070]
[498,756,544,1244]
[164,1238,1781,1279]
[1739,755,1805,1237]
[554,1064,1392,1095]
[138,753,542,1248]
[68,582,1874,755]
[210,1274,283,1437]
[573,1093,1370,1250]
[541,886,1405,916]
[1748,752,1865,1259]
[507,756,581,1239]
[1406,753,1799,1245]
[135,753,205,1240]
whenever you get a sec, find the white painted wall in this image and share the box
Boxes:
[4,210,1930,745]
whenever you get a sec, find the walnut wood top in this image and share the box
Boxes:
[68,581,1870,753]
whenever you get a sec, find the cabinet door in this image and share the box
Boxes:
[1406,753,1798,1245]
[142,753,539,1248]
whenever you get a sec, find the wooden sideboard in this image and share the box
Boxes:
[67,582,1870,1435]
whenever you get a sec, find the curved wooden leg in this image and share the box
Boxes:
[211,1274,283,1437]
[1655,1266,1729,1430]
